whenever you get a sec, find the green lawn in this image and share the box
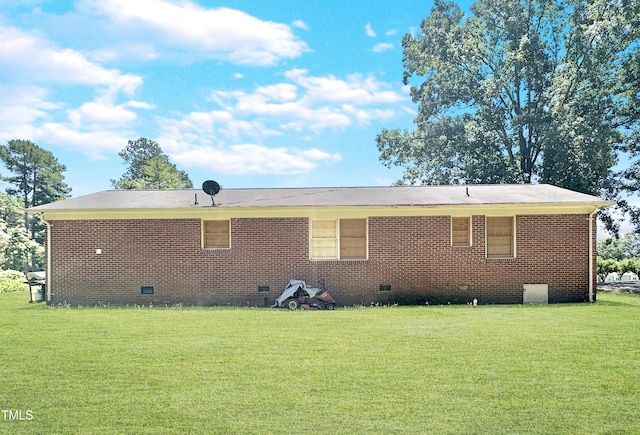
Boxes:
[1,292,639,434]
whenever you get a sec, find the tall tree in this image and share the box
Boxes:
[0,193,42,271]
[111,138,193,189]
[0,139,71,269]
[377,0,640,230]
[0,193,33,270]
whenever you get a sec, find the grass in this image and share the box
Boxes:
[1,292,639,434]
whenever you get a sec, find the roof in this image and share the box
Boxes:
[29,184,613,212]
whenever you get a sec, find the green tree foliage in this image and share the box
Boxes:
[0,140,70,270]
[0,139,71,214]
[0,193,43,271]
[596,257,619,281]
[617,257,639,277]
[597,234,640,260]
[111,138,193,190]
[597,234,640,281]
[0,191,24,230]
[377,0,640,230]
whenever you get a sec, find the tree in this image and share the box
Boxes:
[0,140,70,270]
[597,234,640,261]
[111,138,193,189]
[596,257,618,282]
[0,191,24,231]
[617,257,638,278]
[0,193,42,271]
[377,0,640,231]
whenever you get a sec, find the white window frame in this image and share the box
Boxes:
[309,218,368,260]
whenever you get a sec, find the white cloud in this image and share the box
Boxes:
[301,148,342,162]
[255,83,299,103]
[68,100,153,129]
[37,122,129,157]
[292,20,309,31]
[123,100,155,110]
[0,24,142,96]
[385,30,397,36]
[87,0,309,66]
[342,106,397,124]
[0,85,57,130]
[206,69,409,135]
[159,109,282,144]
[0,84,138,159]
[372,42,393,53]
[89,43,158,63]
[168,143,341,175]
[365,23,376,37]
[0,6,408,176]
[68,102,135,128]
[284,69,405,106]
[149,68,407,176]
[0,23,157,159]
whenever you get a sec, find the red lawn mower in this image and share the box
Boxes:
[272,279,336,310]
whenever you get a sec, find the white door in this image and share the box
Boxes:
[523,284,548,304]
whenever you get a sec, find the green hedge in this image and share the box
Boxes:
[0,270,28,293]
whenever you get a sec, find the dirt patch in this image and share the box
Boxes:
[597,282,640,294]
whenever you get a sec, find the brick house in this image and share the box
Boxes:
[29,184,613,306]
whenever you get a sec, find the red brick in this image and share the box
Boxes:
[46,214,595,306]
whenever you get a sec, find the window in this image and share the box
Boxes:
[203,220,230,249]
[310,218,367,260]
[310,220,337,259]
[486,217,514,258]
[340,219,367,259]
[451,217,471,246]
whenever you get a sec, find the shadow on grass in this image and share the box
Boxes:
[596,291,640,307]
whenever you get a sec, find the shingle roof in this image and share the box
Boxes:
[29,184,613,211]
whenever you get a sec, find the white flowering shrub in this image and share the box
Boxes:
[0,270,28,293]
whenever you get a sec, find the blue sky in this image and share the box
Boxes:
[0,0,476,196]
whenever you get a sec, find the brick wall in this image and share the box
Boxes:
[47,213,594,306]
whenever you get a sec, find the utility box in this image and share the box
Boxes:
[523,284,548,304]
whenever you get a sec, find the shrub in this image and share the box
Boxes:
[0,270,28,293]
[597,257,619,281]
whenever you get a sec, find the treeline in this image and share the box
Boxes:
[0,138,192,274]
[597,234,640,281]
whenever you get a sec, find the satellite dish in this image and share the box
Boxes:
[202,180,220,195]
[202,180,221,206]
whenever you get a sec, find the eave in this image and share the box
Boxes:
[31,201,615,222]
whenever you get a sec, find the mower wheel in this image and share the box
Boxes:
[286,299,300,310]
[326,303,336,310]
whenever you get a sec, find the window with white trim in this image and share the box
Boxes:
[310,220,337,259]
[310,218,367,260]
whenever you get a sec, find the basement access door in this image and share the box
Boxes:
[523,284,549,304]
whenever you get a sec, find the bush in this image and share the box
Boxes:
[0,270,28,293]
[597,257,619,281]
